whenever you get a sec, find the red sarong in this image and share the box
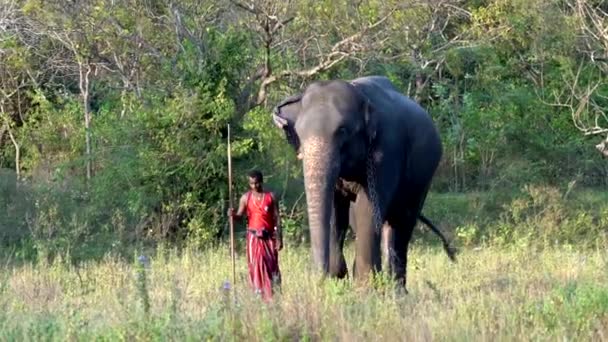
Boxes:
[246,230,281,301]
[245,191,281,301]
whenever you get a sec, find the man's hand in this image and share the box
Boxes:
[230,194,247,221]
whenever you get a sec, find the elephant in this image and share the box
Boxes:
[272,75,455,287]
[348,203,454,273]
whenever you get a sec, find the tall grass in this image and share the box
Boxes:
[2,185,607,340]
[1,243,607,341]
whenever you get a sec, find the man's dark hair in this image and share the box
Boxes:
[248,169,263,182]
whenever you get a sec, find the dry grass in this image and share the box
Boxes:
[0,244,607,341]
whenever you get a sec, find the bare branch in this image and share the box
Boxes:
[0,104,20,180]
[230,0,257,14]
[546,0,608,156]
[572,0,608,71]
[271,16,294,34]
[0,0,19,42]
[596,136,608,157]
[252,11,394,108]
[537,59,606,139]
[230,1,396,114]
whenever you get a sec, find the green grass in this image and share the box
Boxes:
[1,186,607,340]
[1,244,607,341]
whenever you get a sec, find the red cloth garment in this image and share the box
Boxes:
[246,191,275,231]
[245,191,281,301]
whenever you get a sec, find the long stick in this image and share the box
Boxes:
[227,124,236,285]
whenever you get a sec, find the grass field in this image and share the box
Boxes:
[1,242,607,341]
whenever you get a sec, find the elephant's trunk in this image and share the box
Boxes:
[301,136,339,274]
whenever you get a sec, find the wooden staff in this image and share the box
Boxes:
[227,124,236,285]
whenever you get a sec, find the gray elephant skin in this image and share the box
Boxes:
[272,75,455,288]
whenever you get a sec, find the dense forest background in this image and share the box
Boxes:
[1,0,607,261]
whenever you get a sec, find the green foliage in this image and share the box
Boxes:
[527,282,608,334]
[1,0,607,260]
[0,169,31,243]
[0,16,263,259]
[2,1,608,338]
[423,186,608,250]
[491,185,608,248]
[278,200,308,246]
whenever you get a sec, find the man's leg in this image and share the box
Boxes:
[247,231,266,298]
[271,237,282,292]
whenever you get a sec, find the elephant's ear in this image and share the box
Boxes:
[272,94,302,151]
[350,81,378,147]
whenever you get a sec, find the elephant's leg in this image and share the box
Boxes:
[350,215,392,275]
[381,222,393,272]
[329,191,349,278]
[387,211,417,288]
[352,192,382,283]
[348,203,356,233]
[349,203,358,275]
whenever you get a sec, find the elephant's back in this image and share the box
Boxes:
[350,75,401,93]
[351,76,438,136]
[351,76,426,114]
[351,75,442,161]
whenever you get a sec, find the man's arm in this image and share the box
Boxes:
[229,194,248,221]
[271,192,283,250]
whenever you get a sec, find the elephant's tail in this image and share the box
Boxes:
[418,214,457,262]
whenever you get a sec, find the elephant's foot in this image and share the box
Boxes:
[329,257,348,278]
[394,282,409,296]
[389,265,410,294]
[352,259,381,287]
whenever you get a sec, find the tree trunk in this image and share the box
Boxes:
[79,62,93,182]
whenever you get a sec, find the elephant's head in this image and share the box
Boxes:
[272,80,378,273]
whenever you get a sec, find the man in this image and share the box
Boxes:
[228,170,283,301]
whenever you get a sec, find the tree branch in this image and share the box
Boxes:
[246,9,394,111]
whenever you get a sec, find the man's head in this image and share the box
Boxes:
[248,169,264,192]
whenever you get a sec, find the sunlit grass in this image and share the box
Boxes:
[1,242,607,340]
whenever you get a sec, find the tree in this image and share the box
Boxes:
[229,0,396,114]
[0,0,39,178]
[553,0,608,157]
